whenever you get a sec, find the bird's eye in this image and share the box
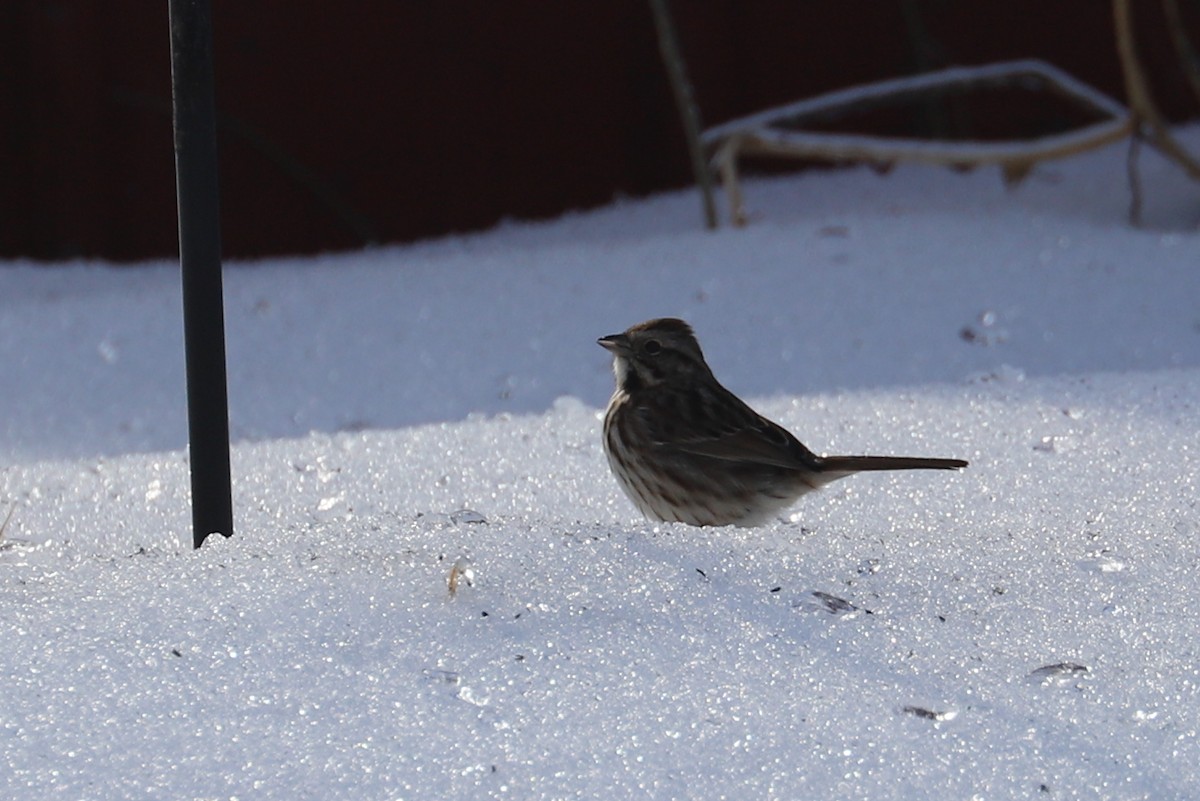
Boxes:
[643,340,662,355]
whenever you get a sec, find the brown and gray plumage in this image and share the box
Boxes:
[599,318,967,527]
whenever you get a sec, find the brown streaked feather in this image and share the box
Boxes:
[664,416,823,471]
[632,367,821,468]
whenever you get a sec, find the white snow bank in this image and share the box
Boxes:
[2,367,1198,799]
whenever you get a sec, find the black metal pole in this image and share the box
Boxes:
[169,0,234,547]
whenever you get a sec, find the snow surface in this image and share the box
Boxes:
[2,128,1200,800]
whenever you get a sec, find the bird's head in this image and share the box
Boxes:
[598,318,710,392]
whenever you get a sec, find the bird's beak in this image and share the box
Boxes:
[597,333,631,355]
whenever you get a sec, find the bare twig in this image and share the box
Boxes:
[648,0,719,229]
[1114,0,1200,180]
[1127,127,1145,226]
[0,504,15,542]
[703,60,1132,226]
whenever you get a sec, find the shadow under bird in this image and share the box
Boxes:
[599,318,967,527]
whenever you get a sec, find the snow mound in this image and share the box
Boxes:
[3,370,1198,799]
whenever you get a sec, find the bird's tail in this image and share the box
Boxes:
[817,455,968,473]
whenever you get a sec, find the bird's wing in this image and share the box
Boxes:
[639,391,822,471]
[672,418,822,470]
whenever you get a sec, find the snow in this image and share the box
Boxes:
[2,128,1200,799]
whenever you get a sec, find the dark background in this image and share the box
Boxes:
[2,1,1198,262]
